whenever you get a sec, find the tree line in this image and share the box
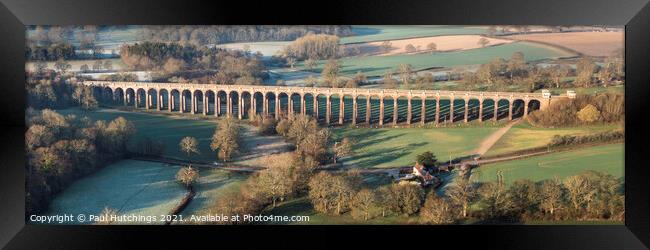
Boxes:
[25,109,136,216]
[119,42,267,84]
[423,170,624,224]
[140,25,353,46]
[528,92,624,127]
[26,25,108,61]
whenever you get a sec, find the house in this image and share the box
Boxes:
[412,161,435,186]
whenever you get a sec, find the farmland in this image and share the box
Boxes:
[351,35,513,56]
[295,41,576,78]
[506,31,624,56]
[473,143,624,185]
[341,25,491,44]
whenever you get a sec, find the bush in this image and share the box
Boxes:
[257,117,278,135]
[577,104,601,123]
[548,130,624,147]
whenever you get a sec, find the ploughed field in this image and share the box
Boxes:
[473,143,624,185]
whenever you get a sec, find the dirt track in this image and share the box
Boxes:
[474,119,521,156]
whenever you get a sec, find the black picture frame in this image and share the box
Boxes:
[1,0,648,248]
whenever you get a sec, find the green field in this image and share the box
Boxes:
[178,169,247,219]
[57,108,219,162]
[43,160,187,224]
[296,42,576,77]
[341,25,490,44]
[474,143,624,185]
[485,121,621,156]
[333,126,498,168]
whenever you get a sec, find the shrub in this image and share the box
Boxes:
[577,104,601,123]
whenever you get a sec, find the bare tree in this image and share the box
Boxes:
[446,177,476,218]
[176,165,199,189]
[478,37,490,48]
[351,189,377,221]
[179,136,200,163]
[333,137,353,164]
[427,42,437,53]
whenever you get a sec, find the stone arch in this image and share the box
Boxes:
[451,98,466,123]
[265,92,277,117]
[159,89,169,110]
[369,95,381,124]
[304,93,315,116]
[240,91,253,118]
[136,88,146,108]
[316,94,328,122]
[497,99,511,120]
[125,88,136,106]
[251,92,264,116]
[329,94,342,123]
[102,87,114,104]
[228,91,240,118]
[147,89,158,109]
[355,95,369,124]
[467,98,481,122]
[528,99,541,115]
[205,90,216,115]
[277,92,289,118]
[438,98,452,123]
[217,90,228,116]
[289,93,302,117]
[192,90,204,114]
[410,96,423,124]
[382,96,395,125]
[114,88,125,105]
[512,99,525,119]
[181,90,192,113]
[170,89,181,112]
[394,95,409,124]
[423,96,437,124]
[482,98,496,121]
[342,94,354,123]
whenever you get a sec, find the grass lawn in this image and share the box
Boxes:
[42,160,188,224]
[333,126,499,168]
[56,108,219,163]
[178,168,248,220]
[484,121,621,157]
[473,143,624,185]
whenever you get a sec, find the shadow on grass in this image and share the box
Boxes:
[349,142,427,168]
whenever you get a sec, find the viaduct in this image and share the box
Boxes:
[84,81,572,125]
